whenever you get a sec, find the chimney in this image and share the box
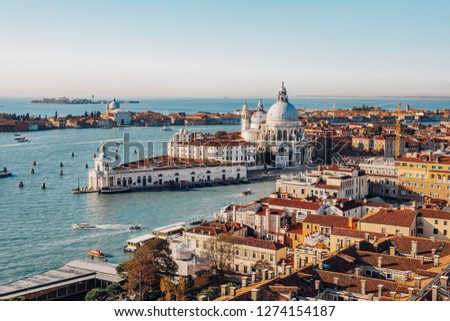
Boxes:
[389,246,396,256]
[333,277,339,287]
[365,233,370,242]
[431,248,436,256]
[374,244,378,252]
[440,276,449,289]
[414,277,423,289]
[251,288,259,301]
[361,280,366,296]
[368,294,374,301]
[408,287,414,299]
[317,250,323,260]
[268,271,275,279]
[286,265,292,275]
[378,284,383,298]
[281,261,286,274]
[434,255,440,267]
[356,240,361,250]
[241,276,248,287]
[397,232,403,238]
[229,287,236,297]
[336,241,341,251]
[312,256,316,265]
[411,240,417,258]
[354,267,360,276]
[251,272,256,283]
[430,236,436,242]
[318,259,324,270]
[348,217,353,229]
[314,280,321,291]
[198,295,207,301]
[301,256,307,268]
[262,269,268,281]
[377,256,383,268]
[431,285,438,301]
[390,291,397,299]
[220,284,228,297]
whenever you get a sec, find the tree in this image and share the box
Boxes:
[207,234,236,277]
[123,238,178,300]
[85,288,107,301]
[106,283,123,296]
[214,131,227,139]
[159,275,186,301]
[197,286,220,301]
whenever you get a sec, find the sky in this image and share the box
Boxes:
[0,0,449,98]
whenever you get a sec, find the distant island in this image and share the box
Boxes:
[31,97,139,104]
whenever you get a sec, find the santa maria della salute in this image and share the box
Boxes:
[241,82,309,167]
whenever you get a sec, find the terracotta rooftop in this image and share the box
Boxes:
[302,214,353,229]
[418,208,450,220]
[377,235,450,259]
[267,198,322,211]
[331,227,386,240]
[229,236,286,251]
[359,209,417,227]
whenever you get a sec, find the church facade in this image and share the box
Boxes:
[241,82,307,167]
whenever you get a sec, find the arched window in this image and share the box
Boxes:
[277,130,282,140]
[206,170,211,174]
[158,173,163,177]
[222,169,226,173]
[148,175,152,183]
[117,178,121,186]
[123,177,127,186]
[128,177,132,185]
[137,176,141,184]
[175,173,179,176]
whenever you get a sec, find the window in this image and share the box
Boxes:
[270,254,274,262]
[235,265,239,272]
[364,270,372,276]
[435,220,439,225]
[418,228,423,234]
[386,273,393,280]
[434,229,438,235]
[244,266,248,274]
[381,228,386,234]
[445,221,448,226]
[444,230,447,236]
[261,254,265,260]
[253,252,256,259]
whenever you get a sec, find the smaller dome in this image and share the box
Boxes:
[251,110,266,124]
[108,99,120,111]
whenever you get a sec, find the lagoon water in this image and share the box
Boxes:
[1,96,450,285]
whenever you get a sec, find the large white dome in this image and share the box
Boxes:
[266,101,298,122]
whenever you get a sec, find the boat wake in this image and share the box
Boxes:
[95,224,130,230]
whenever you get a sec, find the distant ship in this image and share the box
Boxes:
[161,126,173,131]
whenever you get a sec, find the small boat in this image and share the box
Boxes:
[241,188,252,196]
[1,168,12,178]
[129,225,142,231]
[16,137,29,143]
[13,133,21,137]
[88,249,105,258]
[161,126,173,131]
[72,223,96,229]
[189,219,206,226]
[98,186,130,194]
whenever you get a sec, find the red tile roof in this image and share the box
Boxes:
[267,198,322,211]
[230,236,286,251]
[360,209,417,227]
[302,214,352,229]
[331,227,386,240]
[418,208,450,220]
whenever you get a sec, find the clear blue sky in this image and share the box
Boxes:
[0,0,449,97]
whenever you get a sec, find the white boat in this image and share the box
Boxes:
[161,126,173,131]
[15,137,29,143]
[72,223,96,230]
[152,222,185,238]
[124,234,156,252]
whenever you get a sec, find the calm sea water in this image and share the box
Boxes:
[1,97,450,117]
[1,96,449,286]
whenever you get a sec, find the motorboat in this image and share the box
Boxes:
[129,224,142,231]
[1,167,12,178]
[241,188,252,196]
[15,137,29,143]
[161,126,173,131]
[72,223,96,230]
[88,249,105,258]
[189,219,206,226]
[98,186,130,194]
